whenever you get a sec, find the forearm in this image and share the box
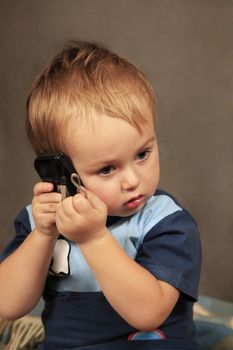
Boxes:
[0,229,56,319]
[79,230,179,330]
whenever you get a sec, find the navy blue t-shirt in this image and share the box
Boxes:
[1,190,202,350]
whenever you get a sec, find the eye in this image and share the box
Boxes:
[99,165,115,176]
[136,150,150,161]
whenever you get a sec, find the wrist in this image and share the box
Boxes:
[78,227,109,247]
[32,228,59,245]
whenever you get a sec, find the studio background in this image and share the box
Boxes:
[0,0,232,302]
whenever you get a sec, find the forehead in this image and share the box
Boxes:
[65,112,155,161]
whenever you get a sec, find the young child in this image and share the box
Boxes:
[0,41,201,350]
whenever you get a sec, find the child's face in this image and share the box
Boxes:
[66,111,160,217]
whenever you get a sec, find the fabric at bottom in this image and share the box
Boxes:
[38,339,200,350]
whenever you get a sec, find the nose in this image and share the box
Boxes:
[121,166,140,191]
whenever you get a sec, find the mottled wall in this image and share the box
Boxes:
[0,0,232,301]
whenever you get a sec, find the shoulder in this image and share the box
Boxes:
[140,189,185,232]
[144,189,198,234]
[126,189,197,243]
[140,189,201,256]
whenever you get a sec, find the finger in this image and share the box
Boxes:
[78,186,88,198]
[34,182,54,196]
[35,212,57,224]
[73,193,91,214]
[36,192,62,204]
[55,198,78,233]
[80,188,107,212]
[36,202,60,213]
[56,197,78,225]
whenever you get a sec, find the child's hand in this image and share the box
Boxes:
[32,182,61,238]
[55,188,108,244]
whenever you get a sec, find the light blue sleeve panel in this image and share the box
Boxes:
[26,204,35,230]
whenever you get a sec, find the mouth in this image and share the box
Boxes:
[124,195,145,209]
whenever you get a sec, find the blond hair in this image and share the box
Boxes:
[26,41,156,155]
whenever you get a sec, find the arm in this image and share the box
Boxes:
[0,182,60,320]
[56,189,179,331]
[80,233,179,331]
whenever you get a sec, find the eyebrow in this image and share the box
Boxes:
[136,135,156,151]
[86,135,156,169]
[86,158,118,170]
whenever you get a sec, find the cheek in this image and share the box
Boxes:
[95,190,118,212]
[150,172,160,192]
[83,180,119,211]
[145,160,160,191]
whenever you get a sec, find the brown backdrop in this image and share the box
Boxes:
[0,0,232,302]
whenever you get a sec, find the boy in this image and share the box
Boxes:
[0,41,201,349]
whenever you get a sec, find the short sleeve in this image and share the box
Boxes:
[0,207,31,262]
[136,209,202,301]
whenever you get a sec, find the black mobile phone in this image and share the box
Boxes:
[34,152,79,196]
